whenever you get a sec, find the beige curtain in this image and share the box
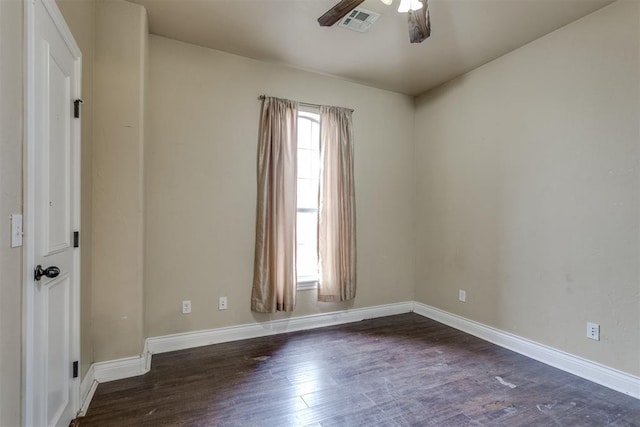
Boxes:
[251,97,298,312]
[318,106,357,302]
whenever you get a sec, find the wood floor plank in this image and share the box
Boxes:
[76,314,640,426]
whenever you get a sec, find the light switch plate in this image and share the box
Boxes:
[11,214,22,248]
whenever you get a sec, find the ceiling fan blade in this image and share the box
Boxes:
[407,0,431,43]
[318,0,366,27]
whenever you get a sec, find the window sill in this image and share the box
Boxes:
[297,279,318,291]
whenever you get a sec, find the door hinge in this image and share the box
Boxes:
[72,361,79,378]
[74,99,83,119]
[73,231,79,248]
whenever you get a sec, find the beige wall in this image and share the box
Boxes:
[92,0,147,361]
[414,0,640,376]
[144,35,416,338]
[0,1,23,425]
[57,0,95,379]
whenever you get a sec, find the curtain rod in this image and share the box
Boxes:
[258,95,354,113]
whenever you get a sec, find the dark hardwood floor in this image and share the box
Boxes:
[77,313,640,426]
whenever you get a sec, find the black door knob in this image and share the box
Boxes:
[34,265,60,281]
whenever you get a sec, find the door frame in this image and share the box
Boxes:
[23,0,82,425]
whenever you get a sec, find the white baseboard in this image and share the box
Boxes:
[412,302,640,399]
[147,302,413,354]
[92,354,149,383]
[77,354,149,416]
[78,365,97,417]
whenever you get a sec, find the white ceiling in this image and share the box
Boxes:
[130,0,615,96]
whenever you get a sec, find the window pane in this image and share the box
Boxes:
[298,117,311,149]
[298,148,312,179]
[297,178,317,209]
[297,111,320,284]
[296,211,316,245]
[311,121,319,150]
[311,150,320,179]
[297,211,318,279]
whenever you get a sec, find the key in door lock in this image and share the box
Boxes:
[34,265,60,281]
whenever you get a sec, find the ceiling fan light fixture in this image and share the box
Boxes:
[379,0,393,5]
[398,0,422,13]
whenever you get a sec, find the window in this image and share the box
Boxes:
[296,110,320,289]
[252,97,356,311]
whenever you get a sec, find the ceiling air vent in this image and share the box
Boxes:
[338,8,380,33]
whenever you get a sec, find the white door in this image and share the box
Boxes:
[30,0,81,425]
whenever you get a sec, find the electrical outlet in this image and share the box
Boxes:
[182,300,191,314]
[219,296,228,310]
[458,290,466,302]
[587,322,600,341]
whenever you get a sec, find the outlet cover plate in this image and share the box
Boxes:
[219,296,228,310]
[182,300,191,314]
[11,214,22,248]
[458,290,466,302]
[587,322,600,341]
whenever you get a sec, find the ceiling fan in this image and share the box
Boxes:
[318,0,431,43]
